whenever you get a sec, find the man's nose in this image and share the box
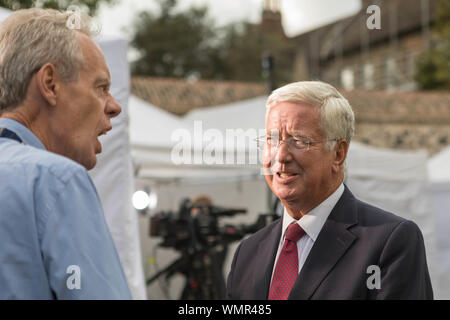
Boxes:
[106,96,122,118]
[275,140,293,163]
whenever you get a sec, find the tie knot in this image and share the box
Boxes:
[285,223,304,242]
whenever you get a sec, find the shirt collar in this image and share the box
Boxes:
[281,183,345,242]
[0,118,46,150]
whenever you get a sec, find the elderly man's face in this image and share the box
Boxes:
[263,102,337,215]
[53,33,121,170]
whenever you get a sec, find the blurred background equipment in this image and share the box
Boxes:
[146,197,277,299]
[133,190,151,211]
[132,189,158,212]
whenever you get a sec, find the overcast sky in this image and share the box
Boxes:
[98,0,362,38]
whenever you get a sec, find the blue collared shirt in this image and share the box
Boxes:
[0,118,132,299]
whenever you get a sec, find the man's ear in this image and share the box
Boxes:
[35,63,60,107]
[332,140,349,173]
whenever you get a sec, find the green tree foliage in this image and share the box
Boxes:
[214,22,292,85]
[415,0,450,90]
[131,0,219,79]
[131,0,291,84]
[215,23,264,82]
[0,0,116,15]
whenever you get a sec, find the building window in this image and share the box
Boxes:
[385,57,397,89]
[341,67,354,91]
[363,63,375,90]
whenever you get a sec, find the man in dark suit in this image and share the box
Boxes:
[226,81,433,300]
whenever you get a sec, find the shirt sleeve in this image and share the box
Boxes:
[39,167,132,299]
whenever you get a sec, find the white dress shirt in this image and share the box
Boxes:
[271,183,345,281]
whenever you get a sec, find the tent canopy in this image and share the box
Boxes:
[129,95,267,183]
[428,145,450,186]
[184,96,268,131]
[129,95,190,148]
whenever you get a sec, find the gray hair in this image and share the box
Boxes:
[266,81,355,150]
[0,8,97,111]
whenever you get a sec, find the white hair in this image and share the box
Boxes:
[266,81,355,150]
[0,8,98,111]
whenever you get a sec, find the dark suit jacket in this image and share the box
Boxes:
[226,186,433,299]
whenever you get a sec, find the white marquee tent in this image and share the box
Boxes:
[128,96,269,298]
[130,96,266,184]
[0,7,10,20]
[428,145,450,184]
[346,142,439,297]
[428,146,450,299]
[90,36,146,299]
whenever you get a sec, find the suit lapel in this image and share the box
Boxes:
[288,186,358,300]
[251,219,282,299]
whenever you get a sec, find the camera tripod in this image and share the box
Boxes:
[146,245,228,300]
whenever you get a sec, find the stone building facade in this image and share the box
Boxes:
[289,0,438,91]
[344,90,450,156]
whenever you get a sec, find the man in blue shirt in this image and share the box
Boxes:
[0,8,132,299]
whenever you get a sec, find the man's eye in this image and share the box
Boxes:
[293,138,308,146]
[98,85,109,93]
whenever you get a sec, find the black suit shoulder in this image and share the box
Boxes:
[242,217,282,244]
[351,196,425,246]
[354,197,406,226]
[345,194,433,299]
[234,217,282,260]
[226,218,282,299]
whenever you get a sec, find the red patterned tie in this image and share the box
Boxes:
[268,222,305,300]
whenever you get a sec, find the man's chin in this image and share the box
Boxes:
[273,185,301,203]
[81,155,97,171]
[273,191,290,201]
[96,138,103,154]
[86,162,97,171]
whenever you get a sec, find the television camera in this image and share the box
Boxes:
[147,198,277,299]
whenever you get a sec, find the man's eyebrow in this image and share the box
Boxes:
[94,78,111,87]
[287,130,309,138]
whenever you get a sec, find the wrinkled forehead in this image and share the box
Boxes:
[76,32,110,79]
[266,102,322,134]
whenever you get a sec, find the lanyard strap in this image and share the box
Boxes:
[0,128,23,144]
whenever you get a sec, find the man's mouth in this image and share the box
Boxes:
[95,129,109,153]
[98,129,109,137]
[95,138,102,154]
[278,172,297,178]
[276,172,299,184]
[98,124,112,138]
